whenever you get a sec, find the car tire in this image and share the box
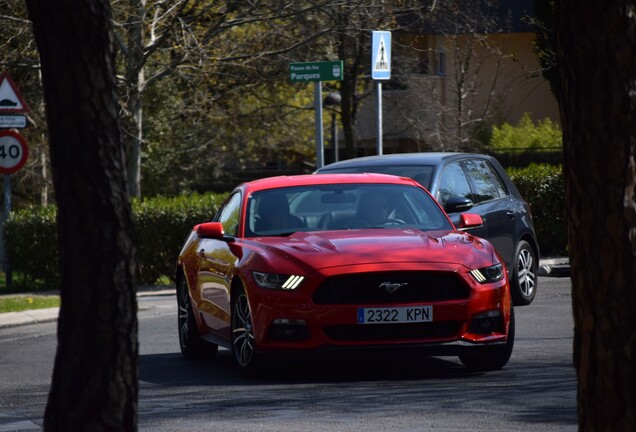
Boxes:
[510,240,538,306]
[231,284,262,375]
[177,276,217,359]
[459,307,515,371]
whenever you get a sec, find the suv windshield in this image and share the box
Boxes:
[319,165,434,190]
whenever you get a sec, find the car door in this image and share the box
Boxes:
[462,158,516,267]
[435,161,489,240]
[195,192,242,337]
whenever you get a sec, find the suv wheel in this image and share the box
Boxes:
[510,240,537,305]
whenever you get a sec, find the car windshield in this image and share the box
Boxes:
[245,183,452,237]
[319,165,434,189]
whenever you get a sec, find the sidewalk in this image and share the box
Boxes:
[0,258,570,329]
[537,257,571,277]
[0,286,174,329]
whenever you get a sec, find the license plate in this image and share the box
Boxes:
[357,306,433,324]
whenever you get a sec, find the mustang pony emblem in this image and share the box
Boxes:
[379,281,408,294]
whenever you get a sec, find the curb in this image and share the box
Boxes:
[0,287,175,329]
[0,307,60,328]
[537,257,571,278]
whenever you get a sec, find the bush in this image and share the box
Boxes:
[4,205,59,290]
[4,192,224,290]
[491,113,562,150]
[133,193,222,284]
[507,164,566,257]
[4,172,569,289]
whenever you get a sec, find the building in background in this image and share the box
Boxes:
[353,0,558,155]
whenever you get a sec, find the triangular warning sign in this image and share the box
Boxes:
[373,36,389,72]
[0,72,29,113]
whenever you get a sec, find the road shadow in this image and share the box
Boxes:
[139,349,483,386]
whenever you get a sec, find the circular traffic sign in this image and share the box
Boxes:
[0,130,29,174]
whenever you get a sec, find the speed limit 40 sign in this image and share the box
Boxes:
[0,130,28,174]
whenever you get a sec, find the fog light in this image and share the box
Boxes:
[468,310,504,334]
[268,318,310,341]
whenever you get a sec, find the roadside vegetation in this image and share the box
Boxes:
[0,294,60,313]
[1,2,565,306]
[1,114,563,308]
[0,271,60,313]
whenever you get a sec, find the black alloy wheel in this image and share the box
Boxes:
[177,276,217,359]
[231,285,261,374]
[510,240,538,306]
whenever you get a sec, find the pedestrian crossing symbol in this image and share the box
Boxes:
[371,31,391,80]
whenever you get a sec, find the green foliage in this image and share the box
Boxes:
[133,193,223,284]
[4,206,59,289]
[4,164,570,287]
[491,113,562,150]
[0,294,60,313]
[507,164,566,256]
[4,193,226,290]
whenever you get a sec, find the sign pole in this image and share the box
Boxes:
[314,82,325,169]
[371,31,391,156]
[289,60,343,169]
[1,175,11,289]
[0,73,30,289]
[0,130,29,288]
[376,81,383,155]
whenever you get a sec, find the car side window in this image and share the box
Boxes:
[215,192,241,236]
[437,162,472,208]
[463,159,508,203]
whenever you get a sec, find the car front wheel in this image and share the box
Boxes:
[231,285,261,374]
[459,307,515,371]
[510,240,538,305]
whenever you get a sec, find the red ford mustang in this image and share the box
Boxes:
[176,173,514,374]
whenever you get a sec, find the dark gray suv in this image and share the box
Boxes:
[317,152,539,305]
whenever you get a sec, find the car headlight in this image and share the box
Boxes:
[470,263,504,284]
[252,272,305,290]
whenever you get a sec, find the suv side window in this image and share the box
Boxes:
[215,192,241,236]
[437,162,473,207]
[463,159,508,203]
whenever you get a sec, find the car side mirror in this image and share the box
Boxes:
[445,196,474,213]
[196,222,227,240]
[458,213,483,229]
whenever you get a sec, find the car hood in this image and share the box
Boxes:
[249,228,494,272]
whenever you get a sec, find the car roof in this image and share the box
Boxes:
[242,173,419,193]
[319,152,491,170]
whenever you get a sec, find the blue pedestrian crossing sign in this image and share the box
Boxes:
[371,31,391,80]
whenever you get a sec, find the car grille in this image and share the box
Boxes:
[323,321,463,342]
[312,271,470,305]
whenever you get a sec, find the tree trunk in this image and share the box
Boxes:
[556,2,636,430]
[337,21,359,161]
[26,1,138,431]
[125,0,145,199]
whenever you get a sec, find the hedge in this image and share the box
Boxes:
[4,192,224,290]
[133,193,223,284]
[4,205,59,289]
[507,164,567,257]
[3,166,568,290]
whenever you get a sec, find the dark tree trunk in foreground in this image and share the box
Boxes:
[556,2,636,430]
[26,0,138,430]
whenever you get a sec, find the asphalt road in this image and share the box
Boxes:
[0,277,576,431]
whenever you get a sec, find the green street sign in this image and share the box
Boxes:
[289,61,343,82]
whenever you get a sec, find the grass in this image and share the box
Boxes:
[0,294,60,313]
[0,272,60,313]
